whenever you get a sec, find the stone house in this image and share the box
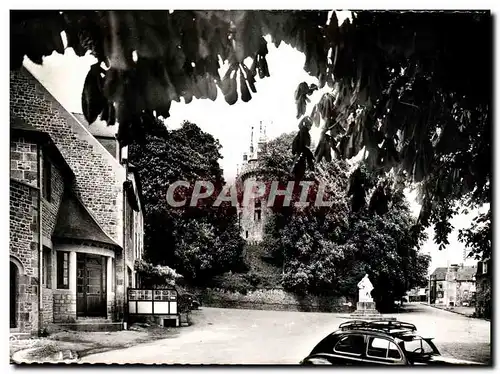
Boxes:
[429,264,476,307]
[10,67,144,335]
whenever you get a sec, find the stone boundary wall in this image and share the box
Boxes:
[197,288,352,313]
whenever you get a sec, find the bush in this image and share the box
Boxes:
[243,272,262,288]
[134,259,183,288]
[210,273,254,295]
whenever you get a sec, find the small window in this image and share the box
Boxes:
[57,251,69,289]
[334,335,365,356]
[388,342,402,359]
[367,337,402,360]
[245,231,249,239]
[42,156,52,201]
[254,210,261,221]
[403,338,434,355]
[128,267,133,288]
[483,261,488,274]
[42,247,51,288]
[254,199,262,209]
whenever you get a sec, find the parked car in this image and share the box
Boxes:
[178,292,201,310]
[300,320,483,366]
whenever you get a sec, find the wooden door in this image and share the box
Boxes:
[77,254,106,317]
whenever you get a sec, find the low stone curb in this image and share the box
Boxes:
[11,347,79,364]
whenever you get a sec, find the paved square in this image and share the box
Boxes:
[81,304,491,364]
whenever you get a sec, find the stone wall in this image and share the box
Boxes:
[41,288,53,328]
[114,256,125,320]
[10,137,38,187]
[455,281,476,306]
[41,153,65,243]
[53,292,77,323]
[10,179,40,334]
[10,68,125,243]
[198,288,350,313]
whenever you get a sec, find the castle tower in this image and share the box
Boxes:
[236,122,270,244]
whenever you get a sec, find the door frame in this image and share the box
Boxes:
[76,253,107,317]
[10,262,18,328]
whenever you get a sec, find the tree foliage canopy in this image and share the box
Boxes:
[11,10,491,254]
[129,116,246,283]
[257,133,430,310]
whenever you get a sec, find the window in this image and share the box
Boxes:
[254,199,262,209]
[57,251,69,289]
[333,335,365,356]
[254,210,261,221]
[245,231,249,239]
[135,272,141,288]
[483,261,488,274]
[366,337,402,360]
[128,267,133,288]
[403,338,435,355]
[42,247,51,288]
[42,156,51,201]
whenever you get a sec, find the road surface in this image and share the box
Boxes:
[81,303,490,364]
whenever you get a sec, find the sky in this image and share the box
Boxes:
[22,12,480,274]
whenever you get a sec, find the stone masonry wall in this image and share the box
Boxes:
[41,152,65,242]
[10,68,124,243]
[10,137,38,188]
[41,288,53,328]
[53,292,77,323]
[10,179,40,334]
[115,255,125,320]
[455,281,476,306]
[199,288,350,313]
[237,177,269,243]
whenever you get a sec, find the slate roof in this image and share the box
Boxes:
[53,190,121,248]
[430,267,448,280]
[430,265,477,281]
[456,266,477,281]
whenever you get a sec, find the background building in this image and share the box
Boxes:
[429,264,476,307]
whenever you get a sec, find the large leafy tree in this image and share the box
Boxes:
[129,116,246,284]
[258,133,430,310]
[11,10,491,254]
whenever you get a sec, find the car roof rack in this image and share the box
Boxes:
[339,320,417,334]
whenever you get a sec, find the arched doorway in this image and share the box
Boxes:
[10,262,17,328]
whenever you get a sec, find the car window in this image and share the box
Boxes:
[388,342,402,359]
[367,337,402,360]
[333,335,365,356]
[403,338,435,354]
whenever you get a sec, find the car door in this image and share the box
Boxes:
[363,336,407,365]
[329,334,368,365]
